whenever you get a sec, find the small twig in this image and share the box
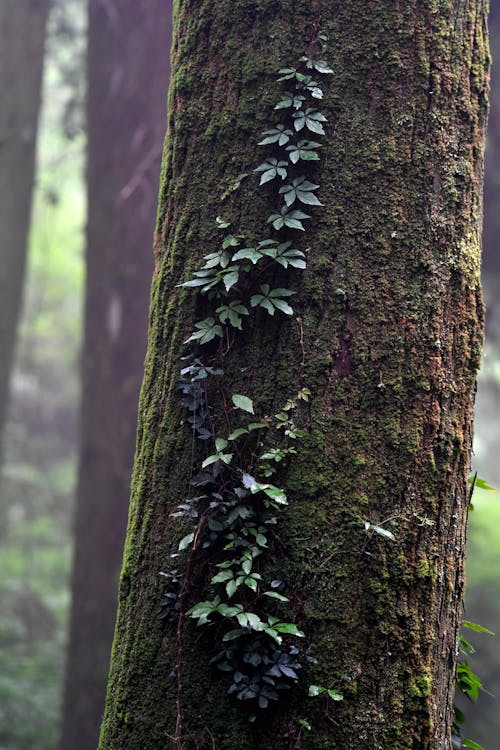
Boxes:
[118,143,163,202]
[296,317,306,381]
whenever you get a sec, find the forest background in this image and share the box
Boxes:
[0,2,499,749]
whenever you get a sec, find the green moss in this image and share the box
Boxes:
[408,672,432,700]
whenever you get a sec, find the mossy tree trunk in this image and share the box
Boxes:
[99,2,489,749]
[59,3,172,749]
[0,0,49,490]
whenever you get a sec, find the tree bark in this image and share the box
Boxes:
[59,3,172,749]
[0,0,50,482]
[99,2,489,749]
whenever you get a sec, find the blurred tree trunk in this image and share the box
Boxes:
[98,2,489,749]
[0,0,50,492]
[59,3,172,749]
[483,0,500,279]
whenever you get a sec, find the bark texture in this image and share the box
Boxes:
[59,3,172,748]
[0,0,49,479]
[99,1,489,749]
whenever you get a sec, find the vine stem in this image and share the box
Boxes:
[296,316,306,381]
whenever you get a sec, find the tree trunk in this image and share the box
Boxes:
[99,2,489,749]
[0,0,49,480]
[483,0,500,277]
[59,3,172,749]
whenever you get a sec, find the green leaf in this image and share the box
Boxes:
[308,685,325,697]
[470,476,496,491]
[372,525,395,541]
[364,521,395,541]
[226,578,238,598]
[263,591,289,602]
[462,621,494,635]
[286,140,321,164]
[201,454,220,468]
[216,603,243,617]
[327,689,343,701]
[251,284,295,317]
[268,207,311,231]
[222,234,241,249]
[236,612,249,627]
[216,216,230,229]
[264,627,282,644]
[228,427,248,440]
[186,599,218,618]
[292,108,327,135]
[179,277,213,289]
[185,317,223,345]
[275,92,306,110]
[232,394,254,413]
[201,452,233,468]
[232,247,262,264]
[306,119,326,135]
[258,125,293,146]
[244,576,258,592]
[202,249,231,269]
[271,298,294,315]
[217,301,249,330]
[223,269,239,291]
[211,570,234,584]
[270,242,307,269]
[178,532,194,551]
[269,286,295,297]
[463,739,486,750]
[246,613,264,630]
[279,177,322,207]
[215,437,228,451]
[248,422,267,431]
[274,622,305,637]
[263,485,288,504]
[254,158,288,184]
[313,60,334,74]
[298,719,312,731]
[276,67,297,81]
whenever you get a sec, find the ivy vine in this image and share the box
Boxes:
[160,31,342,728]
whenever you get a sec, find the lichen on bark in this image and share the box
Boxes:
[99,1,490,749]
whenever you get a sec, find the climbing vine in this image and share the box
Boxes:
[160,30,343,726]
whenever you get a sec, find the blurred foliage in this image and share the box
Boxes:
[458,488,500,749]
[0,0,85,748]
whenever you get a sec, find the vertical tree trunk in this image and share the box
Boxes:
[99,2,489,749]
[59,3,172,749]
[483,0,500,277]
[0,0,50,482]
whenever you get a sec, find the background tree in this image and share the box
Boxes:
[0,2,86,747]
[0,0,50,497]
[59,3,172,749]
[98,1,490,748]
